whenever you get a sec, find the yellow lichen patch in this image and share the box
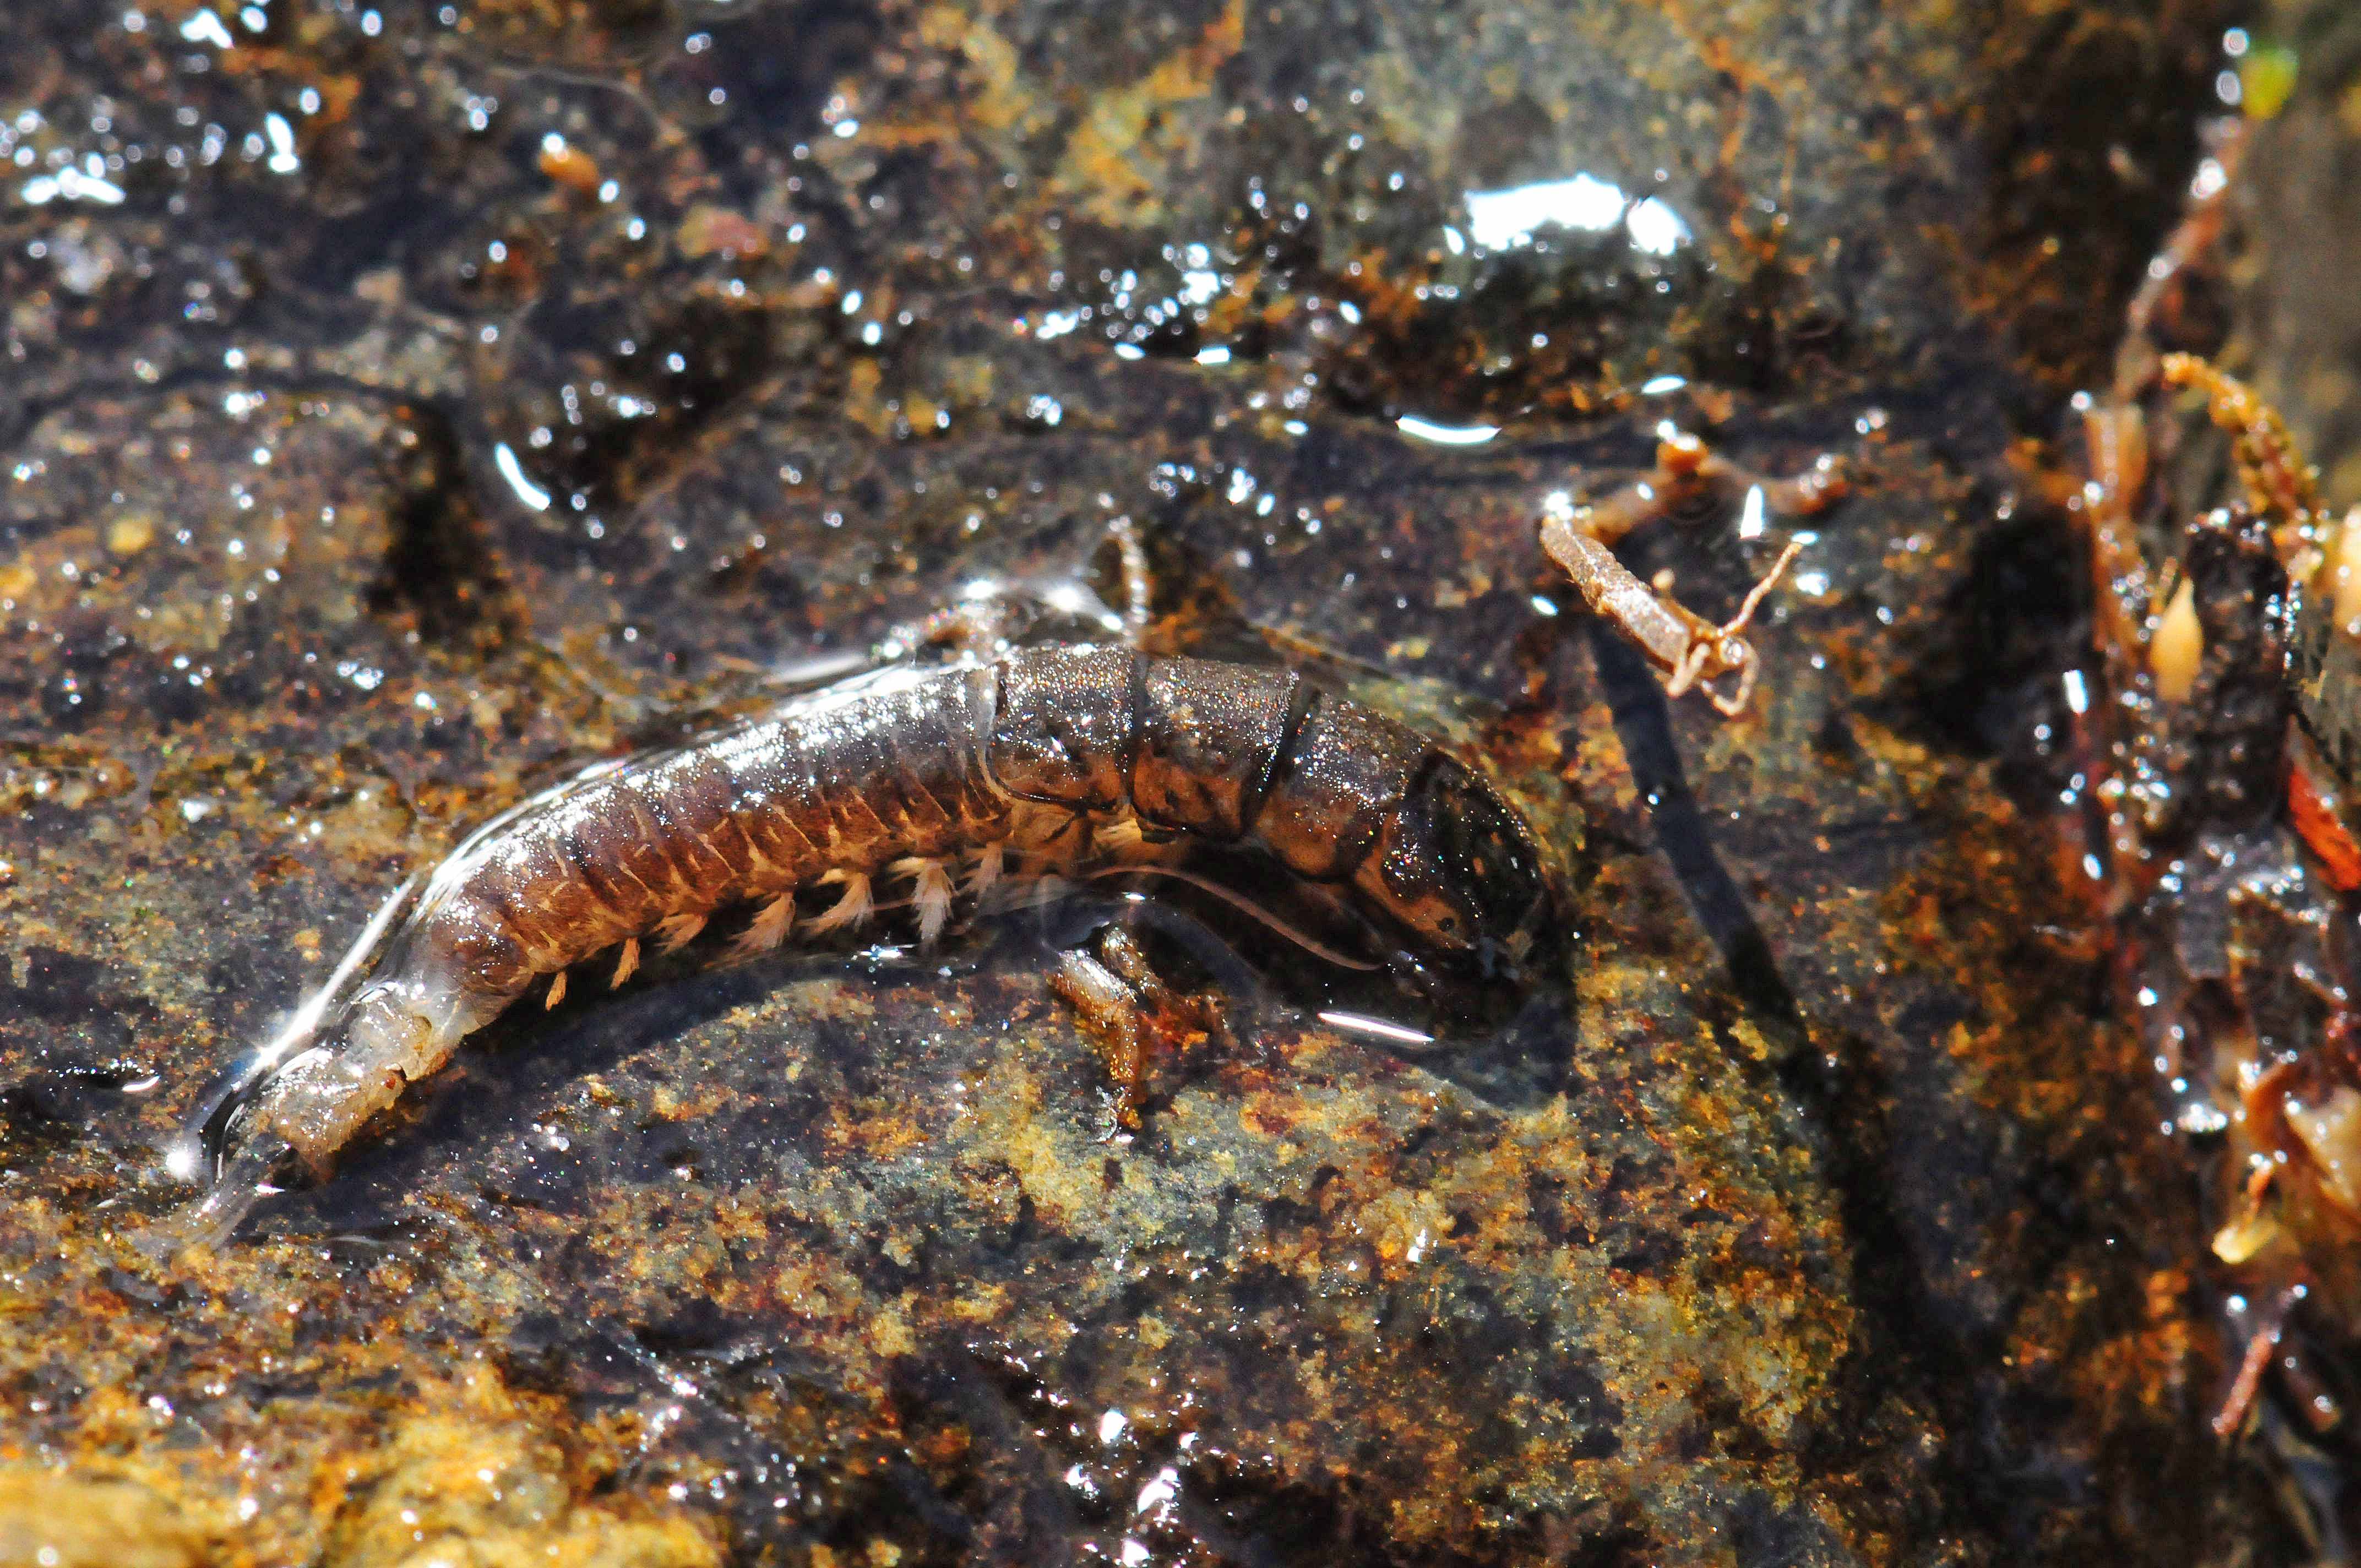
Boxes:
[1047,0,1245,229]
[0,1469,216,1568]
[841,358,893,440]
[868,1301,918,1358]
[921,8,1037,138]
[946,1282,1010,1324]
[1358,1183,1455,1282]
[808,1544,910,1568]
[315,1369,721,1568]
[965,1047,1106,1234]
[822,1097,931,1162]
[105,512,157,556]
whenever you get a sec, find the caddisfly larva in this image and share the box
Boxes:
[1541,431,1846,715]
[168,645,1554,1246]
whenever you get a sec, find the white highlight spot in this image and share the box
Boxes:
[22,165,127,206]
[264,112,300,174]
[1737,484,1767,540]
[1395,414,1498,446]
[493,442,551,511]
[2062,668,2090,715]
[1317,1010,1437,1047]
[1465,173,1623,248]
[1464,173,1691,255]
[1625,195,1692,255]
[179,8,235,46]
[1134,1466,1180,1515]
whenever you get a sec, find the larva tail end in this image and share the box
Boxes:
[144,1135,295,1258]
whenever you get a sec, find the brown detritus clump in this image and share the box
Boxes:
[2075,355,2361,1464]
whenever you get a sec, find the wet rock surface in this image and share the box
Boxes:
[0,0,2277,1563]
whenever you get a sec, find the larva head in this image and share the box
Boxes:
[1354,755,1556,983]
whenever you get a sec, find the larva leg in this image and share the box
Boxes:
[1047,810,1092,869]
[611,936,641,988]
[1094,815,1147,856]
[1049,926,1229,1131]
[1053,945,1152,1130]
[545,970,568,1010]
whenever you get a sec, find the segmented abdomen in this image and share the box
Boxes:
[417,663,1008,999]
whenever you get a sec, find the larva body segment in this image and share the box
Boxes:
[180,648,1551,1242]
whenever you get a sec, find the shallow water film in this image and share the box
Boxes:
[13,0,2361,1562]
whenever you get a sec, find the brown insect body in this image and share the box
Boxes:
[178,646,1550,1242]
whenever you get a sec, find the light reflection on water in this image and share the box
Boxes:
[1460,171,1693,255]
